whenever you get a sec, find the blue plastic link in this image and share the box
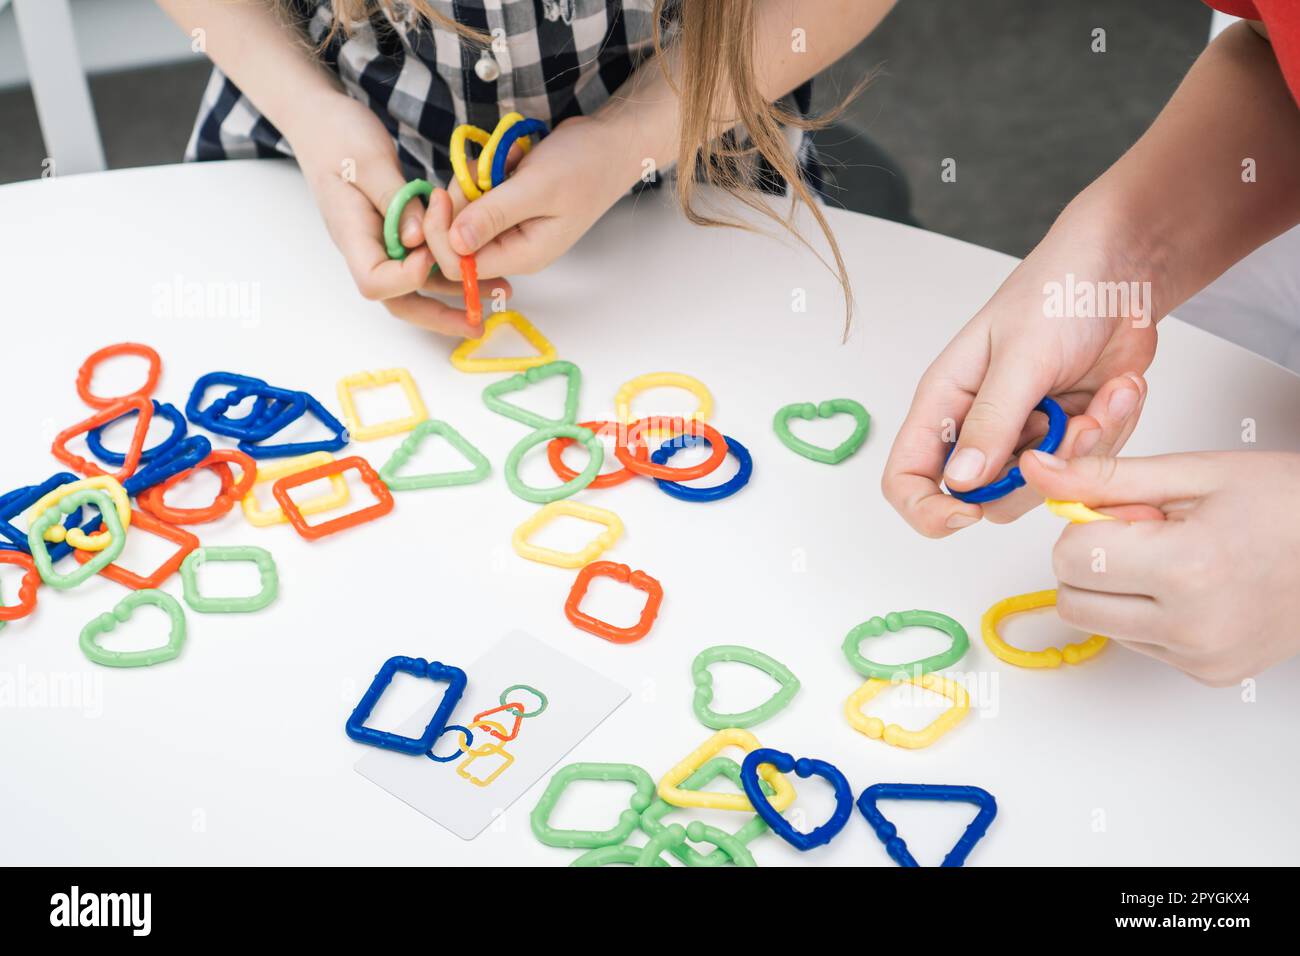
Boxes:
[237,393,349,459]
[489,117,549,188]
[345,656,468,756]
[650,433,752,503]
[86,400,188,467]
[946,397,1066,504]
[856,782,998,867]
[739,747,854,851]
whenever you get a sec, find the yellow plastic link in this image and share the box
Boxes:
[657,728,797,813]
[981,589,1108,668]
[336,368,429,441]
[1045,499,1114,523]
[476,112,533,194]
[449,124,491,200]
[614,372,714,427]
[844,674,970,750]
[511,501,623,569]
[27,475,131,552]
[241,452,351,527]
[450,310,557,373]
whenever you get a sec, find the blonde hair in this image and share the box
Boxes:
[304,0,864,329]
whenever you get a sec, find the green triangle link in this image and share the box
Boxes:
[378,419,490,491]
[773,398,870,464]
[482,360,581,430]
[692,644,801,730]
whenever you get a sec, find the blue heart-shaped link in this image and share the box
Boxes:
[740,747,853,851]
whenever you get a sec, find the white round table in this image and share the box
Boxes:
[1,160,1297,865]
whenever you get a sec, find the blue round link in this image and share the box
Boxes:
[945,396,1066,504]
[86,400,187,466]
[489,118,549,188]
[739,748,854,851]
[650,434,752,503]
[425,724,475,763]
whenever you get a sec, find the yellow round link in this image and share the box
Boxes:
[614,372,714,427]
[476,112,532,194]
[26,475,131,552]
[450,124,491,201]
[982,589,1108,668]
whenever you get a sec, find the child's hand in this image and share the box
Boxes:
[882,236,1157,537]
[1021,449,1300,685]
[423,115,637,281]
[293,94,510,336]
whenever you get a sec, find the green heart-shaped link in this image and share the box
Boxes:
[482,360,581,430]
[379,419,490,491]
[842,608,970,679]
[692,644,801,729]
[79,588,187,668]
[772,398,870,464]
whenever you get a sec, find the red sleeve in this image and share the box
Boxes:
[1204,0,1300,107]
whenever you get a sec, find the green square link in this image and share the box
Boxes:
[531,763,655,849]
[181,546,279,614]
[638,756,772,867]
[28,489,127,590]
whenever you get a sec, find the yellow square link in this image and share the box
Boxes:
[844,674,970,750]
[336,368,429,441]
[511,501,623,569]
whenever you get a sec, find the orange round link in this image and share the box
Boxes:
[75,343,162,409]
[547,420,646,489]
[137,449,256,525]
[614,417,728,481]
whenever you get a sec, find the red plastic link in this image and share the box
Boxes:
[271,456,394,541]
[75,342,162,409]
[0,550,40,622]
[461,255,482,327]
[547,420,646,489]
[613,417,728,482]
[52,395,154,481]
[73,509,199,590]
[564,561,664,644]
[137,449,255,525]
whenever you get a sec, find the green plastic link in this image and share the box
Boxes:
[504,424,602,503]
[634,822,757,867]
[570,845,670,867]
[772,398,870,464]
[482,361,581,430]
[180,546,279,614]
[79,588,187,668]
[531,762,655,849]
[379,419,490,491]
[639,756,773,867]
[691,644,800,730]
[842,608,970,679]
[499,683,548,717]
[27,489,127,590]
[383,179,433,261]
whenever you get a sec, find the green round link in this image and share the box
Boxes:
[531,763,655,849]
[638,757,772,867]
[504,424,602,503]
[27,489,127,590]
[499,683,548,717]
[180,546,279,613]
[772,398,870,464]
[482,361,581,430]
[79,588,187,668]
[379,420,489,491]
[842,608,970,679]
[383,179,433,260]
[634,822,757,868]
[691,644,800,730]
[570,845,670,867]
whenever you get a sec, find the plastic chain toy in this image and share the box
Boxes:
[181,547,279,613]
[75,342,162,410]
[564,562,663,644]
[73,509,198,591]
[272,456,394,540]
[136,448,255,526]
[772,399,870,464]
[615,418,728,482]
[650,433,752,502]
[382,179,433,260]
[241,452,350,527]
[547,421,645,489]
[117,436,214,502]
[486,114,548,190]
[740,748,854,851]
[27,489,127,589]
[469,703,525,742]
[336,368,429,441]
[614,372,714,426]
[379,420,490,491]
[238,393,349,460]
[87,400,186,467]
[1045,499,1114,523]
[482,361,581,430]
[658,728,797,813]
[633,822,758,868]
[345,656,468,756]
[844,674,970,750]
[53,395,154,482]
[981,590,1108,668]
[945,396,1067,503]
[0,474,92,560]
[512,501,623,568]
[638,757,774,867]
[842,609,970,680]
[449,311,557,373]
[530,763,656,849]
[570,846,669,867]
[79,589,187,668]
[0,550,39,623]
[186,372,305,441]
[449,124,491,201]
[455,720,516,787]
[691,645,800,729]
[857,783,998,867]
[26,475,131,552]
[505,424,603,503]
[426,725,475,763]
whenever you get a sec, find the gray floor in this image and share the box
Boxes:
[0,0,1211,257]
